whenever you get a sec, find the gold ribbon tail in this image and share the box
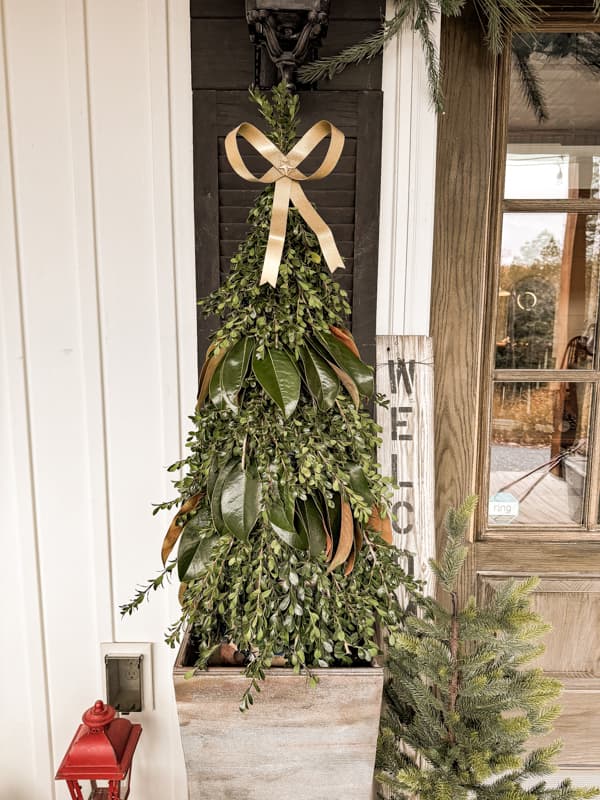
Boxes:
[261,177,293,287]
[290,182,344,274]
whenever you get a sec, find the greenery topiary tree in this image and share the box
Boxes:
[122,84,418,709]
[377,496,598,800]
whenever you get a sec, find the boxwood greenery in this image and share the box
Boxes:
[122,84,418,709]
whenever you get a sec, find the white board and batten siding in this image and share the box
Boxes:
[0,1,195,798]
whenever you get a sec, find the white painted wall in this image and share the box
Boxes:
[0,1,195,797]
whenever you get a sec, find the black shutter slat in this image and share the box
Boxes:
[218,172,357,191]
[219,206,356,224]
[219,223,355,241]
[217,138,358,156]
[219,257,355,274]
[215,95,361,136]
[217,155,357,174]
[218,189,356,207]
[219,238,356,260]
[191,0,385,20]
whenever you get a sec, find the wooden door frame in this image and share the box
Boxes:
[430,7,499,598]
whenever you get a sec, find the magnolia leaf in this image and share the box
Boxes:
[299,345,339,410]
[369,504,394,545]
[211,460,237,534]
[328,500,354,573]
[354,520,364,554]
[324,525,333,560]
[306,338,355,404]
[253,348,301,418]
[221,463,262,541]
[348,464,374,505]
[177,509,217,582]
[209,358,237,412]
[329,362,360,408]
[318,492,341,550]
[207,461,219,498]
[316,330,373,398]
[314,494,334,561]
[296,496,327,557]
[343,537,356,576]
[268,490,308,551]
[197,344,228,408]
[178,581,187,605]
[210,337,254,412]
[344,521,364,576]
[161,493,201,565]
[329,325,360,358]
[196,341,216,400]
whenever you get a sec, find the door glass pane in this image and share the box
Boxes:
[489,381,592,526]
[505,32,600,199]
[495,213,600,369]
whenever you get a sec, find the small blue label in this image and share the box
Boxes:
[488,491,519,524]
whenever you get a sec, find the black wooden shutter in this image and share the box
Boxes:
[191,0,384,367]
[193,90,382,367]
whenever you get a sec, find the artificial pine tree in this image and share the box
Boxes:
[122,84,418,708]
[377,496,597,800]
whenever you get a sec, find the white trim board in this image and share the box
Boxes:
[377,2,439,337]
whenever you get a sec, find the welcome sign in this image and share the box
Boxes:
[375,336,436,596]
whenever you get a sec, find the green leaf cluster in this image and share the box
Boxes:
[122,83,418,705]
[377,497,598,800]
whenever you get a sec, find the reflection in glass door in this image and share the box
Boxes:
[488,29,600,529]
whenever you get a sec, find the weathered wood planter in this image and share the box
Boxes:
[174,638,384,800]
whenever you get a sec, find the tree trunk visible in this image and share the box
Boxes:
[447,590,460,743]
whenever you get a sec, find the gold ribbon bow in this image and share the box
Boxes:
[224,119,346,288]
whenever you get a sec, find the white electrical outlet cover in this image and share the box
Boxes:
[100,642,154,712]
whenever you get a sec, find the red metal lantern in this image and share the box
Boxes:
[56,700,142,800]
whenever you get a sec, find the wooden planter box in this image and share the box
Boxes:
[174,638,384,799]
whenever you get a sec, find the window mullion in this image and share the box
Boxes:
[583,384,600,530]
[504,199,600,214]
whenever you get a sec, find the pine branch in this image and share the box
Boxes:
[545,780,599,800]
[430,494,477,593]
[439,0,467,15]
[299,0,542,113]
[473,0,542,54]
[413,0,444,110]
[298,4,411,84]
[512,37,549,123]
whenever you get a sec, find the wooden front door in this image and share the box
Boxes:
[431,5,600,770]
